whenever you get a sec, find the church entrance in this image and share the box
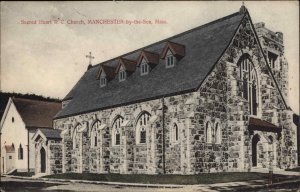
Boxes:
[40,147,46,173]
[252,134,260,167]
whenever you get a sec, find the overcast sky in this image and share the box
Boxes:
[1,1,299,113]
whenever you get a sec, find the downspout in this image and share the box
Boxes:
[162,97,166,174]
[27,129,30,172]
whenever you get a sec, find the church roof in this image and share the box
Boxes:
[13,98,61,128]
[248,117,282,133]
[55,11,245,119]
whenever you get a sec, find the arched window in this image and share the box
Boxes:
[18,144,23,160]
[238,56,258,115]
[112,116,123,146]
[136,112,151,144]
[206,122,212,143]
[91,121,101,147]
[172,123,179,143]
[215,123,221,144]
[73,124,82,149]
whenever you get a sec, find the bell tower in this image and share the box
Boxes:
[254,22,289,104]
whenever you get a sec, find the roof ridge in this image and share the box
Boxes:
[12,97,61,104]
[89,11,241,69]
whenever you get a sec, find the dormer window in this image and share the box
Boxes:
[140,61,149,75]
[119,70,126,82]
[161,41,185,68]
[166,53,175,68]
[100,77,107,87]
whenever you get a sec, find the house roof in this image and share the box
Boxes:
[55,11,245,119]
[39,128,62,140]
[5,144,15,153]
[0,92,60,122]
[12,98,61,128]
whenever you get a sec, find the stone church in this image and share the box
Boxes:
[44,6,298,175]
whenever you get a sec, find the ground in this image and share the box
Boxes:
[1,175,300,192]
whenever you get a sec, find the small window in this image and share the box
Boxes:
[166,55,175,68]
[215,123,221,144]
[115,131,120,145]
[172,123,179,143]
[12,117,14,123]
[18,144,23,160]
[206,122,212,143]
[268,51,278,69]
[9,156,12,159]
[100,77,107,87]
[112,116,123,146]
[141,62,149,75]
[140,128,146,143]
[91,121,101,148]
[119,70,126,81]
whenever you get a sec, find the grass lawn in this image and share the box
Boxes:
[43,172,299,185]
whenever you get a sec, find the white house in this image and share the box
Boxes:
[0,97,61,173]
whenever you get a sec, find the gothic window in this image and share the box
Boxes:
[214,123,221,144]
[100,77,107,87]
[268,51,278,69]
[73,124,82,149]
[140,61,149,75]
[239,56,258,115]
[172,123,179,143]
[166,50,176,68]
[119,70,126,82]
[91,121,101,148]
[136,111,151,144]
[18,144,23,160]
[112,116,123,146]
[206,122,212,143]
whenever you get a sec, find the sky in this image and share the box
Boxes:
[0,1,299,113]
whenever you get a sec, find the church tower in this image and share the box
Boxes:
[254,22,289,104]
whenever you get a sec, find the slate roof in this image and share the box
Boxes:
[13,98,61,128]
[55,11,245,119]
[39,128,62,140]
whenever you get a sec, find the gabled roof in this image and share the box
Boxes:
[97,65,116,79]
[12,98,61,128]
[33,128,62,141]
[160,41,185,59]
[115,58,137,73]
[248,117,281,133]
[5,144,15,153]
[137,50,160,66]
[0,92,60,121]
[55,11,245,119]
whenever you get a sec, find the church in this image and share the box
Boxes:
[46,6,298,175]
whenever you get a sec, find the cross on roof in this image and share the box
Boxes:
[86,52,95,65]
